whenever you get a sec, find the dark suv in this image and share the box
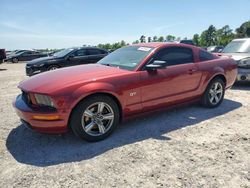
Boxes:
[0,49,6,64]
[26,47,108,76]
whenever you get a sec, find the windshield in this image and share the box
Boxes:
[53,48,74,57]
[222,40,250,53]
[98,46,154,70]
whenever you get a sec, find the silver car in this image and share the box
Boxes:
[222,38,250,82]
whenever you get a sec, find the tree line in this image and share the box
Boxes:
[97,20,250,50]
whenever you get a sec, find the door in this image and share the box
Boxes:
[140,46,202,110]
[66,49,89,66]
[19,51,34,61]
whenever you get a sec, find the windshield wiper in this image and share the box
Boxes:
[102,63,111,66]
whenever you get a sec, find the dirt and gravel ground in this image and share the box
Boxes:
[0,62,249,188]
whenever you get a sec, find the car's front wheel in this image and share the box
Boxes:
[70,95,120,142]
[12,58,19,63]
[48,65,59,71]
[201,78,225,108]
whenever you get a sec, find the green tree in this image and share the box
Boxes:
[193,34,200,46]
[206,25,217,46]
[148,37,152,43]
[120,40,126,47]
[158,36,164,42]
[132,40,140,44]
[153,36,158,42]
[199,25,217,47]
[236,21,250,38]
[200,30,208,47]
[216,25,234,46]
[140,35,146,43]
[166,35,175,42]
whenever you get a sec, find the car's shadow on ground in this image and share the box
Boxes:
[232,82,250,91]
[6,99,242,167]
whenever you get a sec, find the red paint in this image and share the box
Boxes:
[13,43,237,133]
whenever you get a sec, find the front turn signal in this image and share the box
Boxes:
[32,115,60,121]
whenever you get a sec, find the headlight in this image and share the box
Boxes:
[34,94,55,107]
[238,58,250,68]
[33,63,44,67]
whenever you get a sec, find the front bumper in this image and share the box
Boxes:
[13,94,69,134]
[236,68,250,82]
[26,65,46,76]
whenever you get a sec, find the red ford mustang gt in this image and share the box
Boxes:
[13,43,237,141]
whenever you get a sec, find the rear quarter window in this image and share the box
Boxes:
[199,50,215,62]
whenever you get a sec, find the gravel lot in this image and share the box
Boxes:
[0,62,250,188]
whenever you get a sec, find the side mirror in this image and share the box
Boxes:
[145,60,167,71]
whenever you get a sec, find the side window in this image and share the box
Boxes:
[22,51,32,55]
[199,50,215,61]
[88,49,102,55]
[154,47,194,66]
[74,49,87,56]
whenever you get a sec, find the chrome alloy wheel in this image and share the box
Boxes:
[209,82,223,105]
[81,102,114,136]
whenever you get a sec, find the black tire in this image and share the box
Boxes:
[70,95,120,142]
[47,65,60,71]
[201,78,225,108]
[12,58,18,63]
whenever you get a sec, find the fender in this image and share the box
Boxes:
[201,65,227,94]
[69,82,124,111]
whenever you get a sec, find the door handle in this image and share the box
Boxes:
[187,68,198,74]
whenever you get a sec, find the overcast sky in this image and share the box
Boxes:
[0,0,250,50]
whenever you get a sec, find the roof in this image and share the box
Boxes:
[69,46,108,51]
[131,42,196,48]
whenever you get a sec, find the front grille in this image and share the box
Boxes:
[22,91,31,105]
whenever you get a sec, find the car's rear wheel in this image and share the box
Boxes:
[12,58,19,63]
[201,78,225,108]
[70,95,120,142]
[48,65,59,71]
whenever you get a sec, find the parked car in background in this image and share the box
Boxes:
[0,49,6,64]
[218,38,250,82]
[25,47,108,76]
[179,40,195,46]
[14,43,237,141]
[5,50,13,56]
[207,46,224,53]
[5,50,48,63]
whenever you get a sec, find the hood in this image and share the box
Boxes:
[19,64,130,94]
[27,56,57,65]
[219,53,250,61]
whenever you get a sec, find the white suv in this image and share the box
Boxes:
[222,38,250,81]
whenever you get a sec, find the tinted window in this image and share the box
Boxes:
[53,48,74,57]
[22,51,33,55]
[154,47,194,66]
[199,50,215,61]
[74,49,87,56]
[88,49,102,55]
[180,40,194,45]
